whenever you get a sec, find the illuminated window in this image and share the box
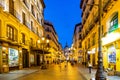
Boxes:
[109,13,118,33]
[7,25,18,41]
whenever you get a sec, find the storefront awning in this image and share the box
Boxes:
[31,47,50,54]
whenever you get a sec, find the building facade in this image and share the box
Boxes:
[72,23,83,63]
[80,0,120,74]
[0,0,45,73]
[44,21,61,64]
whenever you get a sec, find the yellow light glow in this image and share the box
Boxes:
[37,40,40,43]
[102,32,120,45]
[46,39,49,43]
[42,37,45,41]
[3,47,6,51]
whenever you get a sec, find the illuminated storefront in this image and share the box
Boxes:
[9,48,19,70]
[30,54,35,66]
[102,32,120,72]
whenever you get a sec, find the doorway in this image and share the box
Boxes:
[22,49,29,68]
[37,55,40,66]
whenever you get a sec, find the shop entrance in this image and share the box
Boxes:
[108,45,116,70]
[9,48,19,71]
[37,55,40,66]
[22,49,29,68]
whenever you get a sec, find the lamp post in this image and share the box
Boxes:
[95,0,106,80]
[38,37,49,69]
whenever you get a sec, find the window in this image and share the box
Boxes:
[88,38,90,48]
[0,20,1,36]
[45,27,50,32]
[109,13,118,33]
[30,38,33,46]
[22,12,26,25]
[79,34,82,40]
[36,27,39,35]
[79,27,82,32]
[31,21,33,31]
[7,25,18,41]
[9,0,14,15]
[23,0,28,8]
[31,5,35,16]
[21,33,25,44]
[92,33,95,46]
[46,34,51,39]
[37,13,39,21]
[79,42,82,48]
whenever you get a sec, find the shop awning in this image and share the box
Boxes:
[30,47,50,54]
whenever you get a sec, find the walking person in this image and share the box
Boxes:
[88,61,92,73]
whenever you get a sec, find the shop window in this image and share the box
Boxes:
[109,13,118,33]
[7,25,18,41]
[108,46,116,63]
[9,48,19,67]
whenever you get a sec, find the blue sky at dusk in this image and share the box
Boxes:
[44,0,82,48]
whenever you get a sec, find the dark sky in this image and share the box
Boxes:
[44,0,82,48]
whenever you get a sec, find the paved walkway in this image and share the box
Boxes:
[0,63,85,80]
[0,63,120,80]
[77,64,120,80]
[0,67,40,80]
[15,63,85,80]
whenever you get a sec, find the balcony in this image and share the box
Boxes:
[103,0,117,12]
[89,0,94,11]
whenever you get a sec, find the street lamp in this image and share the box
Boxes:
[38,36,49,69]
[95,0,106,80]
[85,0,106,79]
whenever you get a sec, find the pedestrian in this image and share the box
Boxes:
[88,62,92,73]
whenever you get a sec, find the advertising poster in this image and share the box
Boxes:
[108,46,116,63]
[30,54,34,64]
[9,48,19,67]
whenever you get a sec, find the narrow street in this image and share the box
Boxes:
[14,63,85,80]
